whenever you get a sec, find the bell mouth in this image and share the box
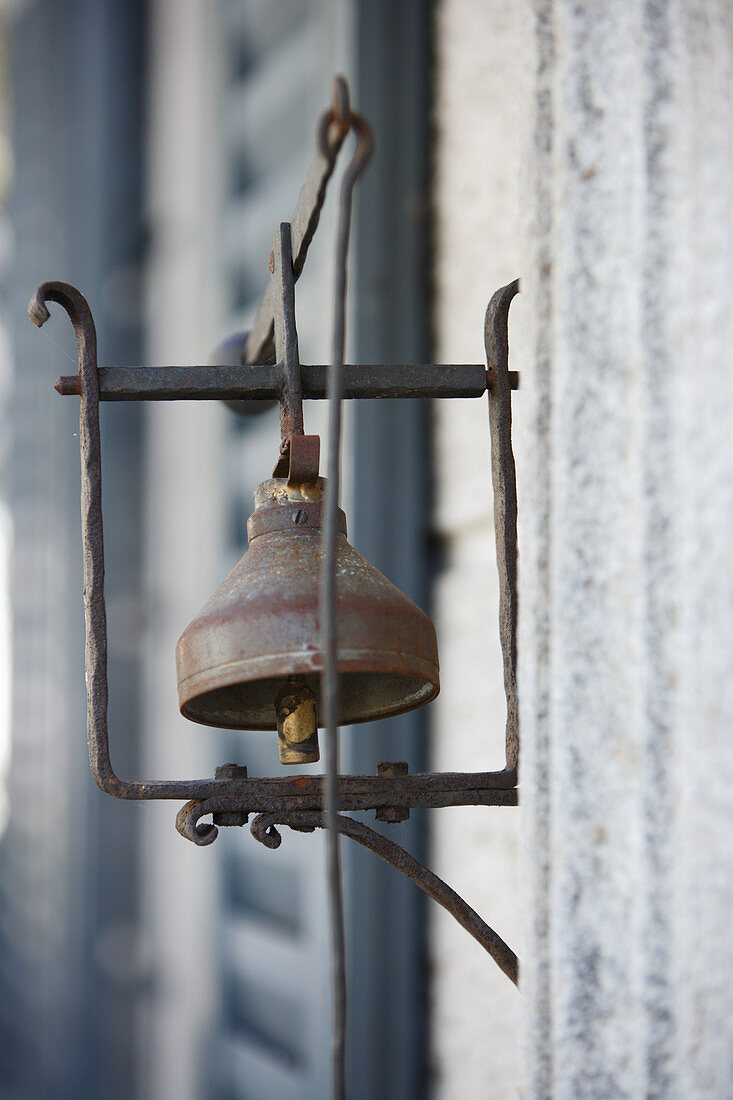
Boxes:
[176,473,440,749]
[178,660,439,731]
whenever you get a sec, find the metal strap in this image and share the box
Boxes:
[243,99,350,366]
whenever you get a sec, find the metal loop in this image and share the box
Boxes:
[250,814,283,849]
[175,799,221,846]
[317,104,375,176]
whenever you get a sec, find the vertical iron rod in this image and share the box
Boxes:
[484,280,521,778]
[320,79,375,1100]
[272,222,304,442]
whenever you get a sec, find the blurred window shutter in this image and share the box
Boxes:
[208,3,432,1098]
[208,5,338,1098]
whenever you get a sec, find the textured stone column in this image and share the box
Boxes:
[520,1,733,1096]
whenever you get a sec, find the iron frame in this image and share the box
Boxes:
[28,83,521,984]
[28,281,519,813]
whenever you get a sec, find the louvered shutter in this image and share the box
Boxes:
[207,3,432,1097]
[208,4,337,1097]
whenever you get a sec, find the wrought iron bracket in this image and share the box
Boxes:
[28,78,521,981]
[29,276,520,981]
[29,277,520,819]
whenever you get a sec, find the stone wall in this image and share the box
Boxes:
[519,1,733,1095]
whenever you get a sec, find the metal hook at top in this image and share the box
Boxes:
[331,75,350,126]
[318,75,355,150]
[317,76,376,183]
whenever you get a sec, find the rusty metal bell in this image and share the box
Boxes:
[175,476,440,764]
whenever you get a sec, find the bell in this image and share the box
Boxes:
[176,476,440,764]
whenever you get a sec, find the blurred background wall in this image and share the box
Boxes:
[430,1,521,1095]
[0,1,520,1098]
[1,4,147,1097]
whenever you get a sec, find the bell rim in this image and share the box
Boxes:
[178,649,440,731]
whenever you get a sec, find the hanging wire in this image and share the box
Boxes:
[318,78,375,1100]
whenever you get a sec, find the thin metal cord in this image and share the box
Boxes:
[320,84,375,1100]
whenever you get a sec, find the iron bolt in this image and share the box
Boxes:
[215,762,247,781]
[376,761,410,824]
[213,763,248,827]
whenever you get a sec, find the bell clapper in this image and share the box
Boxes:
[275,676,320,765]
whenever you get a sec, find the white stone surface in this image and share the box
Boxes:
[519,1,733,1096]
[431,1,523,1095]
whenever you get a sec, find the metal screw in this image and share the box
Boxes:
[292,508,308,525]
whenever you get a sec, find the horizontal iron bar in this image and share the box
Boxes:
[55,363,519,401]
[176,785,518,816]
[103,769,519,809]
